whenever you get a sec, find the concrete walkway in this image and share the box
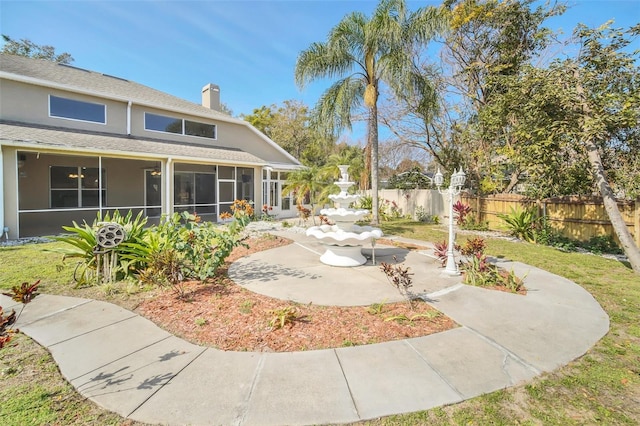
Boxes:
[2,230,609,426]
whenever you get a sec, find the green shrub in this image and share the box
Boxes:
[460,213,489,231]
[534,216,576,251]
[51,210,149,286]
[498,206,539,242]
[52,202,251,289]
[581,235,623,255]
[268,306,301,329]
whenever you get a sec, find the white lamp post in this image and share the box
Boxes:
[434,167,467,275]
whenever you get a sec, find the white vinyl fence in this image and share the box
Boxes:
[365,189,455,221]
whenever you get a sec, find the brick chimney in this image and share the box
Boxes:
[201,83,220,111]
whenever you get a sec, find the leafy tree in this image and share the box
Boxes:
[219,103,234,116]
[480,22,640,272]
[1,35,73,64]
[295,0,446,224]
[561,23,640,273]
[438,0,565,192]
[242,101,335,166]
[387,166,432,189]
[241,105,275,137]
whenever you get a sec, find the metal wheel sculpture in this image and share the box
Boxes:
[94,222,127,284]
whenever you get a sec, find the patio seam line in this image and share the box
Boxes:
[235,352,266,426]
[67,330,174,382]
[15,297,93,327]
[332,348,361,420]
[403,339,465,400]
[461,325,542,376]
[125,345,209,419]
[423,283,465,300]
[293,240,322,256]
[47,310,139,348]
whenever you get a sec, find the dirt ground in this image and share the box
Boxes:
[135,234,457,352]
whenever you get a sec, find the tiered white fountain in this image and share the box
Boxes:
[306,165,383,267]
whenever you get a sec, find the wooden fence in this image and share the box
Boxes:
[374,190,639,248]
[461,194,640,248]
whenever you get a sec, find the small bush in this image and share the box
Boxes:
[498,206,539,242]
[581,235,623,255]
[268,306,301,329]
[380,256,414,308]
[460,213,489,231]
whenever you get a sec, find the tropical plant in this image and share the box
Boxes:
[459,237,486,257]
[1,280,40,350]
[498,206,539,242]
[433,240,447,267]
[452,200,472,225]
[268,306,301,330]
[282,166,331,224]
[384,310,440,324]
[137,249,186,299]
[51,210,149,285]
[295,0,446,224]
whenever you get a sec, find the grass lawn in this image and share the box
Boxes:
[1,221,639,425]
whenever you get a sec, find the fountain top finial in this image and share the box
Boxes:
[338,165,350,183]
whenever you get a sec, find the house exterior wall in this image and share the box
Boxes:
[1,80,296,166]
[1,55,301,239]
[0,80,128,134]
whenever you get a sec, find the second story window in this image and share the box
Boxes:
[185,120,216,139]
[49,95,106,124]
[145,113,216,139]
[145,113,182,134]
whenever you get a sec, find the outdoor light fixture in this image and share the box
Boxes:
[434,167,467,275]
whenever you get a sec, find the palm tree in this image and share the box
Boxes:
[321,145,366,191]
[295,0,446,224]
[282,166,331,225]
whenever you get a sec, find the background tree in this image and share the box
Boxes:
[295,0,446,224]
[387,166,433,189]
[561,23,640,273]
[1,35,74,64]
[437,0,565,192]
[242,100,336,167]
[241,105,275,137]
[454,19,640,272]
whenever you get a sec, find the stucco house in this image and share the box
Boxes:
[0,54,302,239]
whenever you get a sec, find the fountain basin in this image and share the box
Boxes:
[306,225,383,267]
[319,207,369,224]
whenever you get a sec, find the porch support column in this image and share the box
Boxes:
[164,158,173,216]
[0,148,4,238]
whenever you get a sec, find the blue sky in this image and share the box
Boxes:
[1,0,639,144]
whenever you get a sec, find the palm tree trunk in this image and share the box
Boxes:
[370,103,380,225]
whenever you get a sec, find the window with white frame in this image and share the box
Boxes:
[49,95,106,124]
[145,113,216,139]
